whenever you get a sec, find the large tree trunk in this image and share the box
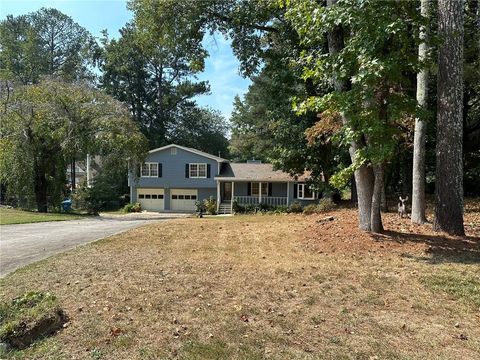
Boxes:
[34,157,48,213]
[434,0,465,235]
[327,0,374,231]
[371,164,385,233]
[412,0,430,224]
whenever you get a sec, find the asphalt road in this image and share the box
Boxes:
[0,214,187,277]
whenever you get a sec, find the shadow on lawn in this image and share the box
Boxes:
[371,230,480,264]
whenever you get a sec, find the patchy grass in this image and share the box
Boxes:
[0,208,86,225]
[0,207,479,359]
[421,272,480,307]
[0,292,65,350]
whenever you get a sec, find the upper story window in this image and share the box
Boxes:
[171,147,177,155]
[189,163,207,178]
[297,183,315,199]
[251,182,268,196]
[141,162,158,177]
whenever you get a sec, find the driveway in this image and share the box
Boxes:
[0,213,189,277]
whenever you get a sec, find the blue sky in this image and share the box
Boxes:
[0,0,251,120]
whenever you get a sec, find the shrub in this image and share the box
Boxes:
[288,201,303,213]
[123,202,141,213]
[302,198,336,215]
[203,197,217,215]
[0,292,66,350]
[302,204,319,215]
[318,197,336,212]
[232,200,245,214]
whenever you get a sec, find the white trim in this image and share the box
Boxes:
[141,162,159,177]
[148,144,228,162]
[189,163,207,178]
[287,182,290,206]
[297,183,316,200]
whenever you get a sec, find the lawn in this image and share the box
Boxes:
[0,208,86,225]
[0,205,479,359]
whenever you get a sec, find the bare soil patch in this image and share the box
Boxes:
[1,204,479,359]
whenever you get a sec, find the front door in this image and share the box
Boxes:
[223,182,232,201]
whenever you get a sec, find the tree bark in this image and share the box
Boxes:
[412,0,430,224]
[371,164,385,233]
[34,157,48,213]
[327,0,374,231]
[434,0,465,235]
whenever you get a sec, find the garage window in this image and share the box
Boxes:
[172,195,178,199]
[139,194,145,199]
[141,162,158,177]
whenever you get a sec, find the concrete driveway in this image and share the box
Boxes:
[0,213,189,277]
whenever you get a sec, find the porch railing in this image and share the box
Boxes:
[234,196,287,207]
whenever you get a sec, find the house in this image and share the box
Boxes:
[129,144,319,213]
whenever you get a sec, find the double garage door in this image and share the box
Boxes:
[137,188,164,211]
[170,189,198,211]
[136,188,198,212]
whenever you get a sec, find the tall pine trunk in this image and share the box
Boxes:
[327,0,375,231]
[412,0,430,224]
[434,0,465,235]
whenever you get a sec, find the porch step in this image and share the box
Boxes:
[218,203,232,215]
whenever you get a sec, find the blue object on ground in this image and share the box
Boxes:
[61,199,72,212]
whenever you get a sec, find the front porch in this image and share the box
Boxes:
[216,181,290,213]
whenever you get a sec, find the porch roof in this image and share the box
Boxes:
[215,163,310,182]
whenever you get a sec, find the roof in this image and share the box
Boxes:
[215,163,311,182]
[148,144,228,162]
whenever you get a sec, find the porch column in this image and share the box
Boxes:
[231,181,235,212]
[287,182,290,206]
[259,182,262,204]
[216,180,221,212]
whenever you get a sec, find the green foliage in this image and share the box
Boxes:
[0,79,148,212]
[203,197,217,215]
[288,201,303,213]
[285,0,423,189]
[123,203,141,213]
[0,291,61,343]
[302,198,336,215]
[0,8,99,84]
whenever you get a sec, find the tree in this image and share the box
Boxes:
[0,8,99,84]
[0,79,147,212]
[167,107,229,157]
[411,0,430,224]
[100,23,209,148]
[286,0,422,232]
[434,0,465,235]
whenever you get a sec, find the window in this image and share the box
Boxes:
[189,163,207,178]
[139,194,145,199]
[251,182,268,196]
[172,195,178,199]
[171,147,177,155]
[297,184,316,200]
[141,162,158,177]
[151,194,158,199]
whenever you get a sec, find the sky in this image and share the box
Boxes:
[0,0,251,120]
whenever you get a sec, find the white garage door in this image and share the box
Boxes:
[137,188,164,211]
[171,189,198,212]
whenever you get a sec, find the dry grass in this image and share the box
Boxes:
[1,206,479,359]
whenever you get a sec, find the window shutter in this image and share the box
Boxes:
[293,183,298,198]
[268,183,272,196]
[247,182,251,196]
[136,164,141,178]
[158,163,162,177]
[207,164,211,178]
[185,164,189,178]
